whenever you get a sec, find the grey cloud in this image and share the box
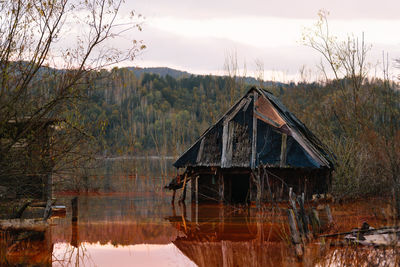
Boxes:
[132,26,400,80]
[127,0,400,20]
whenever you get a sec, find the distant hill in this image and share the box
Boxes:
[128,67,191,79]
[128,66,284,87]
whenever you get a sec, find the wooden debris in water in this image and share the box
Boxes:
[43,199,52,220]
[321,223,400,247]
[0,219,48,231]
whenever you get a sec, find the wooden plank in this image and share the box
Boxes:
[43,199,52,221]
[319,226,400,238]
[280,133,287,167]
[287,209,301,244]
[0,219,48,231]
[221,123,228,167]
[224,98,249,123]
[254,110,281,128]
[221,98,249,168]
[224,122,234,168]
[196,138,205,163]
[251,92,258,169]
[243,96,252,111]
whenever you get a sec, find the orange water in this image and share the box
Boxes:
[2,158,398,266]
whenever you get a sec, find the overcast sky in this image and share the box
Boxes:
[118,0,400,82]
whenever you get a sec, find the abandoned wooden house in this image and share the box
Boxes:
[166,87,334,204]
[0,118,58,201]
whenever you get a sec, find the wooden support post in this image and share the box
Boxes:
[71,197,78,222]
[303,178,307,200]
[180,202,187,233]
[195,199,198,225]
[279,182,284,201]
[179,174,188,203]
[71,197,79,248]
[171,190,176,204]
[219,204,225,234]
[172,202,177,217]
[251,92,258,169]
[195,176,199,204]
[252,170,261,208]
[219,172,224,204]
[249,175,253,203]
[265,168,273,203]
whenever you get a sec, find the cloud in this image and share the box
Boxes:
[128,0,400,20]
[118,1,400,81]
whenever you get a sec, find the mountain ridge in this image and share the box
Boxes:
[127,66,285,87]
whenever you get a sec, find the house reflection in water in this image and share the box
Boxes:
[165,203,299,267]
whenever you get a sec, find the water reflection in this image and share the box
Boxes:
[165,203,296,267]
[2,159,396,266]
[53,243,196,267]
[50,194,298,267]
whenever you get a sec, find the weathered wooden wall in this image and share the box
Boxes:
[191,167,330,204]
[0,121,54,200]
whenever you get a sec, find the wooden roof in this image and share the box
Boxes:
[173,87,334,169]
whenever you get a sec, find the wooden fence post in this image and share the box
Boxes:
[297,195,310,239]
[71,197,79,248]
[71,197,78,222]
[287,209,303,258]
[325,205,333,224]
[310,208,321,234]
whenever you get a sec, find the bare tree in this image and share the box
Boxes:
[224,50,247,107]
[254,58,264,88]
[302,10,371,117]
[0,0,145,200]
[302,10,400,203]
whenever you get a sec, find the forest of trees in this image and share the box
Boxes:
[83,68,265,156]
[76,66,399,200]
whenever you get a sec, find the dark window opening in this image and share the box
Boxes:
[229,174,249,203]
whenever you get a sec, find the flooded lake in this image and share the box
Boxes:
[3,158,399,266]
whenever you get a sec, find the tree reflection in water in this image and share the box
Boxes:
[2,158,392,266]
